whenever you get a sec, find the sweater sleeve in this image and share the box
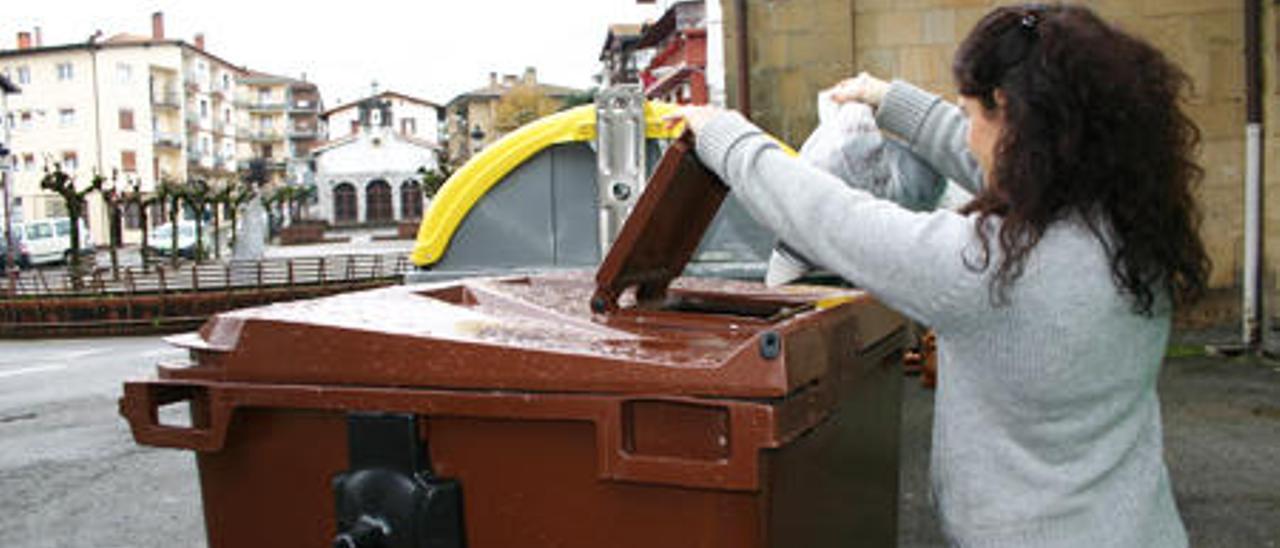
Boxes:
[875,80,985,195]
[695,111,982,328]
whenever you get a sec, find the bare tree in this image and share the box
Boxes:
[99,171,126,279]
[121,177,156,272]
[154,179,185,268]
[39,164,102,288]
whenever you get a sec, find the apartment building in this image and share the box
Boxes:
[236,71,324,189]
[445,68,583,165]
[0,13,319,248]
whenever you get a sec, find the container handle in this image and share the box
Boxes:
[119,381,233,452]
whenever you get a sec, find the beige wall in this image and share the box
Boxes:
[724,0,1264,326]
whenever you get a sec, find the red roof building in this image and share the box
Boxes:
[636,1,708,105]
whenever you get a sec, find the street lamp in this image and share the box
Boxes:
[469,125,485,156]
[1,74,21,274]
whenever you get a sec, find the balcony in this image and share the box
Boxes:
[288,126,319,140]
[238,159,287,172]
[289,99,320,113]
[239,129,283,142]
[153,132,182,150]
[152,90,181,109]
[238,101,286,112]
[212,119,233,137]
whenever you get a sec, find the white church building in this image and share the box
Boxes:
[313,92,442,226]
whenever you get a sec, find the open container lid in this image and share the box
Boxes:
[163,132,903,399]
[591,131,728,313]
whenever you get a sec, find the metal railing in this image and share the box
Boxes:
[152,91,182,108]
[288,126,318,139]
[238,101,286,111]
[2,253,411,298]
[240,128,282,141]
[153,132,183,149]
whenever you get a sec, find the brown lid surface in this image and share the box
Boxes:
[167,273,900,399]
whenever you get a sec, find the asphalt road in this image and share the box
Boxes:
[0,337,204,548]
[0,336,1277,547]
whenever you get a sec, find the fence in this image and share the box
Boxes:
[0,254,412,337]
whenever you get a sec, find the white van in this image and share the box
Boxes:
[21,217,94,266]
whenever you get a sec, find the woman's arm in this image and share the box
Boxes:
[695,110,983,327]
[875,81,986,194]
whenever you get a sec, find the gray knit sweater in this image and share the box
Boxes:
[694,81,1188,547]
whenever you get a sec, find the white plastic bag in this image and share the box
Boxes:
[764,91,947,287]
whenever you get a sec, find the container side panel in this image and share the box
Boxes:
[428,417,764,547]
[765,343,904,547]
[197,409,345,548]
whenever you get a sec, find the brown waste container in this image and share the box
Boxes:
[120,133,908,548]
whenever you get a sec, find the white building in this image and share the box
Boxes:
[324,90,441,145]
[314,95,440,226]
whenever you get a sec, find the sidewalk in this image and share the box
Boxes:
[897,353,1280,547]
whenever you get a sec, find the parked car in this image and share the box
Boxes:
[20,217,94,266]
[148,221,212,259]
[0,232,31,273]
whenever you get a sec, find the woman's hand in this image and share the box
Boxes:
[663,105,726,135]
[828,72,891,108]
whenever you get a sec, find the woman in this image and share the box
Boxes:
[674,5,1207,547]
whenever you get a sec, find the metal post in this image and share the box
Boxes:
[1,79,16,274]
[734,0,751,118]
[1,168,12,273]
[595,86,647,255]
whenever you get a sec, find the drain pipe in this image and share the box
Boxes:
[1243,0,1264,352]
[734,0,750,119]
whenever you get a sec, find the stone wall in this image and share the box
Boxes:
[722,0,1266,327]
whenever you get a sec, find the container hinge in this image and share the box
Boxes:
[333,412,466,548]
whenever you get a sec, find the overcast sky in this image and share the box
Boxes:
[2,0,668,106]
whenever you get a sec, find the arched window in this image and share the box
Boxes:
[400,180,423,220]
[366,179,393,223]
[333,182,357,224]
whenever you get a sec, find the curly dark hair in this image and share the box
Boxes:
[953,4,1210,314]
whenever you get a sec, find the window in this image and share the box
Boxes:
[117,63,132,84]
[19,111,32,130]
[62,151,78,171]
[258,88,270,104]
[202,137,211,155]
[401,117,416,136]
[223,109,231,124]
[121,150,137,173]
[222,74,230,90]
[259,116,272,130]
[16,66,30,85]
[4,112,12,129]
[350,120,359,134]
[56,62,73,81]
[200,99,209,118]
[22,154,34,171]
[119,109,135,130]
[59,108,75,127]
